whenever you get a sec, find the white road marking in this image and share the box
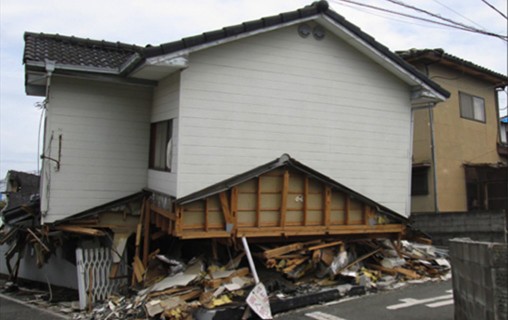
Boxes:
[387,293,453,310]
[305,311,348,320]
[426,299,454,308]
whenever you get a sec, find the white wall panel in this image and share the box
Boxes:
[177,24,412,215]
[41,77,152,222]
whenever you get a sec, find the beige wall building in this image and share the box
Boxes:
[399,49,508,213]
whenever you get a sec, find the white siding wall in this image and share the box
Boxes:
[41,77,152,223]
[147,73,180,196]
[177,24,412,215]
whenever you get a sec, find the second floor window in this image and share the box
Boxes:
[149,119,173,171]
[459,92,485,123]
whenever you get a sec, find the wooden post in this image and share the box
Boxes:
[142,200,151,267]
[231,187,238,233]
[324,186,331,227]
[256,177,261,228]
[303,176,309,226]
[219,192,233,232]
[204,198,209,232]
[280,170,289,228]
[362,203,368,225]
[344,195,350,225]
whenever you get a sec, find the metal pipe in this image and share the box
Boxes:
[429,107,439,213]
[241,237,260,284]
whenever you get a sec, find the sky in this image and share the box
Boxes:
[1,0,507,179]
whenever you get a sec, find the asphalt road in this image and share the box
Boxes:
[0,294,68,320]
[275,280,453,320]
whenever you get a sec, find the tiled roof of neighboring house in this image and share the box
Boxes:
[22,1,449,98]
[24,32,143,71]
[3,170,40,210]
[397,48,508,86]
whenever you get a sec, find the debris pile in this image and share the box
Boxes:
[68,238,449,319]
[258,239,450,289]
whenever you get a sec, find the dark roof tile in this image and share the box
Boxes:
[397,48,508,84]
[22,1,450,97]
[24,32,143,70]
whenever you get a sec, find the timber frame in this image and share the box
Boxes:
[149,154,408,240]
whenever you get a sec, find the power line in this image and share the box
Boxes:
[431,0,486,30]
[332,0,507,41]
[338,1,451,30]
[384,0,490,34]
[480,0,508,20]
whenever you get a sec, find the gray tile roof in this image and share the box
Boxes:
[24,32,143,70]
[22,1,449,98]
[397,48,508,85]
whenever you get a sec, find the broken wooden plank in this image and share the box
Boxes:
[53,225,105,237]
[282,258,308,273]
[26,228,50,252]
[133,256,145,283]
[336,247,383,275]
[366,263,420,279]
[307,240,343,251]
[263,243,304,259]
[143,200,151,267]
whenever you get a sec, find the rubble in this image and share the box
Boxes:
[1,237,451,320]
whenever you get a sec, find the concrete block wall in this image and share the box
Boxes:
[449,238,508,320]
[410,211,507,246]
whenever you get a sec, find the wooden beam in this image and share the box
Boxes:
[151,206,177,220]
[303,176,309,226]
[324,186,331,227]
[307,240,343,251]
[236,224,405,238]
[263,242,304,259]
[280,170,289,228]
[54,225,106,237]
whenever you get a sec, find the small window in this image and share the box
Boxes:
[411,167,429,196]
[459,92,485,122]
[149,120,173,171]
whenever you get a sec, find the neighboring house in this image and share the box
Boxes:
[501,115,508,145]
[398,49,508,213]
[23,1,448,225]
[0,171,40,226]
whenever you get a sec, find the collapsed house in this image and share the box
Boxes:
[2,0,453,317]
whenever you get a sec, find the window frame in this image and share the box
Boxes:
[411,166,429,196]
[149,119,173,172]
[459,91,486,123]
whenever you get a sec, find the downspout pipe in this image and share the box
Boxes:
[409,102,439,214]
[422,62,440,214]
[40,59,56,219]
[428,107,439,213]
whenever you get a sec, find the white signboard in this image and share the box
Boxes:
[246,283,272,319]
